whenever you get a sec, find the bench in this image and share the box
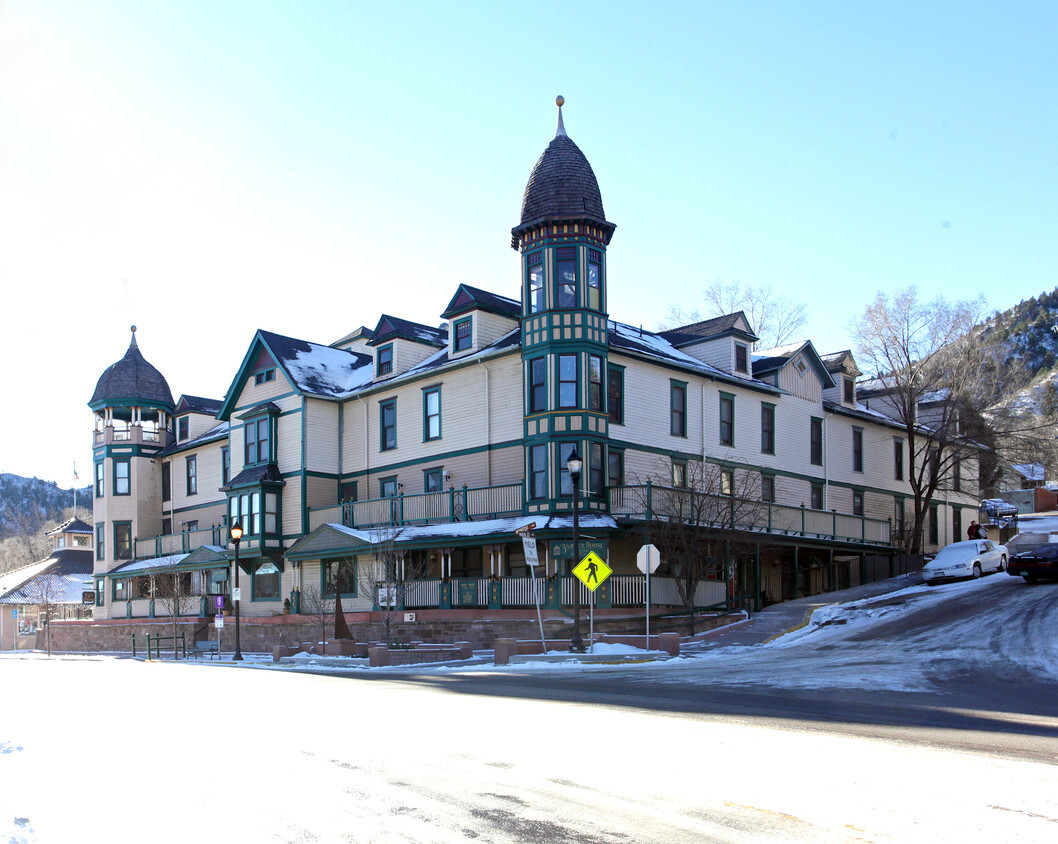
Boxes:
[189,640,219,660]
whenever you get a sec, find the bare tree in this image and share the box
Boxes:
[301,584,335,655]
[666,279,808,349]
[634,458,768,630]
[152,570,198,659]
[356,529,429,648]
[26,572,64,656]
[850,286,1048,551]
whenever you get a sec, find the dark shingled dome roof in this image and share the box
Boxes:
[89,331,174,410]
[518,134,607,228]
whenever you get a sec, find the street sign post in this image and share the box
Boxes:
[517,522,546,648]
[573,552,612,651]
[637,544,661,647]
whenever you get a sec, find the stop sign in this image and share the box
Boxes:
[636,543,661,574]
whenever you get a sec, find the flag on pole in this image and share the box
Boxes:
[73,463,79,480]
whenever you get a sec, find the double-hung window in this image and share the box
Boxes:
[114,460,130,496]
[852,428,864,472]
[556,247,577,308]
[853,489,864,516]
[607,449,624,489]
[453,318,472,353]
[376,344,393,376]
[894,438,904,480]
[424,468,443,493]
[529,444,548,500]
[810,417,823,466]
[811,484,823,510]
[423,387,441,441]
[761,403,775,454]
[380,399,397,451]
[114,523,132,560]
[186,456,197,496]
[719,393,734,446]
[558,355,578,409]
[244,417,270,465]
[95,524,105,561]
[587,251,602,310]
[95,462,104,498]
[589,356,604,412]
[178,417,189,441]
[589,442,604,497]
[221,447,230,485]
[671,382,687,437]
[607,366,624,424]
[721,469,734,496]
[735,343,748,374]
[529,358,546,413]
[527,253,544,313]
[761,474,775,503]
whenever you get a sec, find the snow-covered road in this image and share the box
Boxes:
[3,572,1057,843]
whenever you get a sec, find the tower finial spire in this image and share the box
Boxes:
[130,325,138,347]
[555,95,566,137]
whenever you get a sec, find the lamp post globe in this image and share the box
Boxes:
[566,447,585,654]
[230,520,244,662]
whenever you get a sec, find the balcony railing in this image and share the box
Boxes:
[134,525,228,559]
[308,482,891,546]
[609,483,892,546]
[308,484,524,531]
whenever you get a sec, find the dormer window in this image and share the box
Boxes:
[843,376,855,403]
[377,344,393,376]
[453,318,472,353]
[735,343,748,374]
[178,416,189,440]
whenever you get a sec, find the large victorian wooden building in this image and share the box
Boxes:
[87,100,980,636]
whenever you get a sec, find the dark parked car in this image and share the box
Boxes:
[1007,543,1058,583]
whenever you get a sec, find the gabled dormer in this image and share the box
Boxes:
[820,350,862,407]
[45,518,94,551]
[440,284,521,358]
[752,340,835,401]
[368,315,447,380]
[173,394,222,443]
[660,311,759,377]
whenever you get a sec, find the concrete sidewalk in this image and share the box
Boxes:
[689,572,925,650]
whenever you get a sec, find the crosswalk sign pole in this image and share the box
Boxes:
[590,589,595,654]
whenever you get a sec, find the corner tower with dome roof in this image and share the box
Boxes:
[88,326,175,599]
[513,97,616,519]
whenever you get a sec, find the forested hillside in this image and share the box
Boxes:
[0,474,92,572]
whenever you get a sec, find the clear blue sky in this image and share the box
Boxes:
[2,1,1056,487]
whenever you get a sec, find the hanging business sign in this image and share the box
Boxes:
[550,540,607,560]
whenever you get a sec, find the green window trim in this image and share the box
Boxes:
[810,417,823,466]
[113,459,130,496]
[526,251,545,314]
[95,462,105,498]
[670,380,688,438]
[186,455,197,496]
[423,387,441,442]
[761,402,776,455]
[251,561,282,602]
[607,364,625,425]
[719,392,735,447]
[528,443,548,501]
[95,523,105,561]
[528,357,547,414]
[423,467,443,493]
[321,556,358,599]
[380,398,397,452]
[113,521,132,561]
[852,427,864,473]
[243,415,273,466]
[453,317,472,353]
[555,246,578,309]
[376,344,393,377]
[558,354,578,409]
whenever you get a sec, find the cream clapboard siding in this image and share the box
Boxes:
[375,339,443,381]
[304,474,337,512]
[280,474,303,538]
[340,352,523,495]
[175,411,218,443]
[775,354,824,402]
[303,398,339,475]
[163,438,227,530]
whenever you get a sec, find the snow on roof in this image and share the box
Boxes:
[753,341,807,360]
[1013,462,1046,482]
[0,559,55,599]
[324,514,618,545]
[0,572,91,605]
[108,553,191,575]
[282,343,375,399]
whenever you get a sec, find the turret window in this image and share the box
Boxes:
[114,460,130,496]
[529,444,548,500]
[95,462,105,498]
[588,255,601,310]
[527,254,544,313]
[114,523,132,561]
[558,355,578,408]
[529,357,546,413]
[589,356,604,411]
[556,247,577,308]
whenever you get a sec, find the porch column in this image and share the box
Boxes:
[794,546,800,598]
[755,544,761,612]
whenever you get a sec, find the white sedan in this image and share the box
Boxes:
[922,539,1008,585]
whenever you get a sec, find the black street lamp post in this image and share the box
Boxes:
[566,448,585,654]
[230,520,244,662]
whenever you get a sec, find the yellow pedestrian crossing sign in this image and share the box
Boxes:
[572,551,612,591]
